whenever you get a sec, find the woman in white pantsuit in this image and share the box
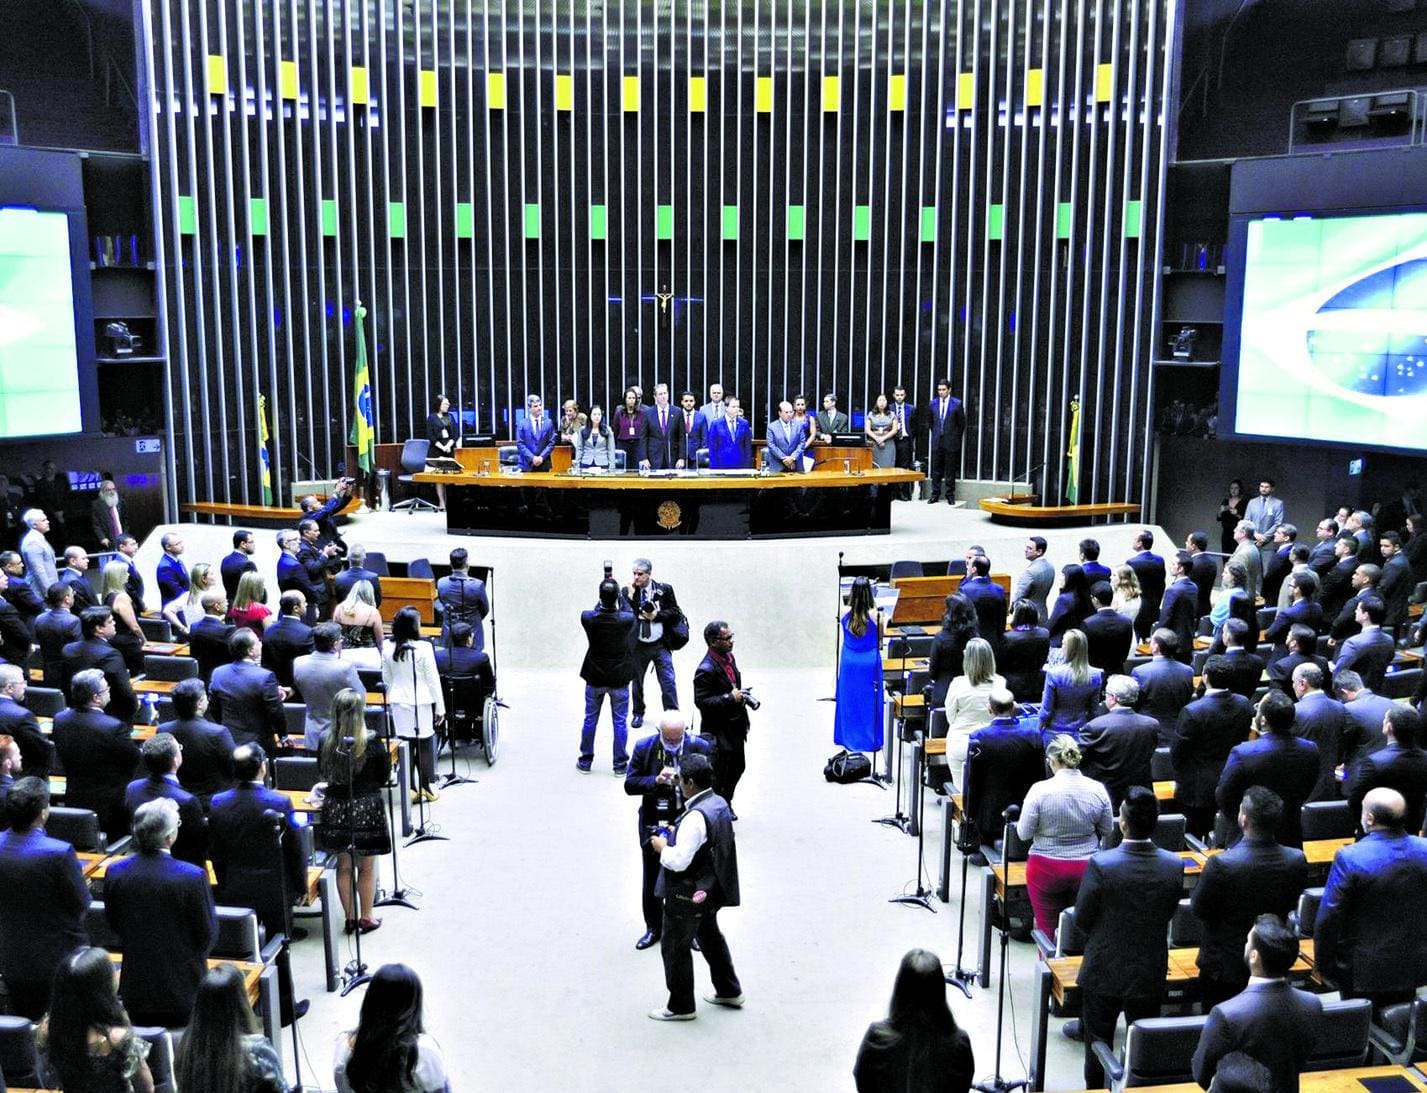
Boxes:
[382,606,446,802]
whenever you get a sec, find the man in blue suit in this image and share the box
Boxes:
[925,377,965,504]
[124,733,207,867]
[189,588,238,683]
[0,662,54,778]
[161,677,237,805]
[1132,629,1196,744]
[104,797,216,1027]
[1079,539,1112,586]
[1125,530,1166,639]
[643,384,685,471]
[220,528,259,601]
[155,531,190,607]
[61,606,138,721]
[1332,595,1396,693]
[1216,691,1319,847]
[275,529,323,626]
[1264,574,1323,663]
[35,582,81,687]
[116,533,147,613]
[675,392,707,468]
[960,555,1008,652]
[517,392,557,472]
[763,401,808,474]
[209,629,288,754]
[706,398,753,469]
[1155,553,1200,665]
[52,668,141,839]
[260,591,314,689]
[1171,657,1254,837]
[0,776,90,1019]
[1290,663,1347,802]
[1346,705,1427,838]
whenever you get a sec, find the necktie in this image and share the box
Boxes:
[784,422,792,444]
[639,591,652,639]
[111,508,121,536]
[940,399,947,421]
[660,409,667,431]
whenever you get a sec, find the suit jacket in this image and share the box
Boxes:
[675,411,707,466]
[1341,691,1394,768]
[219,550,258,602]
[516,413,557,470]
[1346,743,1427,837]
[123,561,146,614]
[124,774,207,866]
[1314,829,1427,994]
[1221,647,1267,700]
[276,550,324,605]
[156,552,190,606]
[623,731,714,840]
[1265,599,1323,659]
[18,528,57,600]
[0,694,54,778]
[4,579,43,628]
[1079,709,1160,810]
[1229,539,1264,601]
[1127,551,1167,637]
[1380,553,1413,632]
[964,719,1047,839]
[1189,553,1218,620]
[1082,561,1113,588]
[208,782,306,935]
[763,417,808,472]
[436,573,490,652]
[35,607,80,685]
[706,416,753,468]
[1334,628,1395,692]
[1075,840,1185,997]
[162,716,238,801]
[0,598,29,666]
[960,577,1008,649]
[1291,690,1348,801]
[643,404,686,470]
[1190,836,1309,981]
[927,397,965,451]
[1329,591,1370,643]
[209,659,286,752]
[104,849,215,1022]
[58,567,98,612]
[292,651,364,749]
[815,409,851,436]
[60,636,137,721]
[1083,607,1134,676]
[89,497,126,549]
[694,651,750,744]
[1268,651,1330,698]
[1157,578,1200,664]
[189,615,238,684]
[1262,544,1294,606]
[579,607,636,687]
[999,626,1050,703]
[52,706,141,836]
[261,614,314,689]
[1012,557,1056,623]
[1192,979,1323,1093]
[1216,735,1320,846]
[1318,558,1360,621]
[1172,690,1254,808]
[295,542,337,605]
[1133,656,1198,745]
[334,565,383,607]
[434,646,495,701]
[0,828,89,985]
[1277,566,1319,611]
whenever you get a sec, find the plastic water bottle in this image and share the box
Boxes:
[141,694,158,726]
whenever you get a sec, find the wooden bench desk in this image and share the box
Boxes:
[1145,1066,1426,1093]
[143,641,190,657]
[132,678,179,695]
[78,851,218,884]
[106,953,262,1004]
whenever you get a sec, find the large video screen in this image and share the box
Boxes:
[1230,211,1427,452]
[0,207,83,437]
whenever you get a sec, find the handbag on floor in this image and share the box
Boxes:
[824,749,871,783]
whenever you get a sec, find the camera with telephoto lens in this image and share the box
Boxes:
[603,560,614,578]
[742,686,761,711]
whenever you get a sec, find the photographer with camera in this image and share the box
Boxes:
[624,713,712,952]
[299,478,355,556]
[693,620,757,808]
[623,558,684,729]
[577,570,638,774]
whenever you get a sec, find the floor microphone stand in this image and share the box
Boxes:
[439,694,477,789]
[946,819,980,999]
[973,804,1027,1093]
[373,681,418,911]
[262,810,317,1089]
[872,716,911,831]
[888,736,935,912]
[327,749,372,999]
[404,646,449,847]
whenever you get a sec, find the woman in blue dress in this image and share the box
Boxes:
[834,577,884,752]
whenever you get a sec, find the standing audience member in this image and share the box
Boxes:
[37,947,154,1093]
[1079,676,1160,811]
[1318,535,1361,622]
[436,547,489,652]
[174,964,289,1093]
[53,668,141,838]
[276,529,324,625]
[625,558,682,730]
[1216,691,1320,847]
[1290,663,1348,802]
[1012,537,1055,622]
[90,480,126,552]
[161,677,237,804]
[1186,532,1218,619]
[335,964,449,1093]
[124,732,208,866]
[1332,596,1395,692]
[1157,553,1201,664]
[334,544,383,607]
[1000,600,1050,704]
[959,556,1007,652]
[1132,630,1196,744]
[35,582,81,686]
[210,629,289,754]
[925,379,965,504]
[1125,530,1166,638]
[220,529,259,602]
[1338,671,1394,769]
[100,559,146,675]
[1261,524,1297,606]
[1245,479,1286,545]
[1268,625,1329,698]
[58,544,98,612]
[0,569,31,666]
[1,549,45,626]
[1216,618,1265,700]
[115,533,146,611]
[228,571,274,635]
[1217,481,1247,556]
[262,591,315,689]
[1083,582,1134,676]
[1079,539,1112,586]
[383,606,445,801]
[1227,520,1263,601]
[0,734,19,802]
[1047,565,1093,647]
[330,580,384,652]
[578,578,637,775]
[164,560,219,640]
[1265,574,1322,661]
[0,661,54,777]
[693,620,754,806]
[155,530,190,606]
[18,508,58,600]
[1171,656,1254,838]
[1346,705,1427,836]
[1110,565,1143,633]
[62,605,138,720]
[1276,543,1320,610]
[853,948,975,1093]
[1378,531,1412,638]
[293,623,364,751]
[319,689,391,935]
[1327,564,1380,643]
[964,691,1047,840]
[1038,629,1104,743]
[190,588,238,683]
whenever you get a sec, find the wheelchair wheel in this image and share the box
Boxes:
[480,694,499,764]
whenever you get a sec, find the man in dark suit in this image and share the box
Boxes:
[1216,691,1320,847]
[189,588,237,684]
[115,533,146,612]
[161,677,237,804]
[675,391,708,467]
[261,591,314,690]
[1217,619,1266,700]
[0,777,90,1019]
[1,550,45,628]
[1171,657,1255,837]
[1156,554,1200,665]
[0,734,19,804]
[89,480,127,552]
[1337,671,1394,770]
[298,481,354,552]
[124,733,207,866]
[1308,518,1340,576]
[295,518,342,620]
[1186,532,1218,620]
[0,570,31,666]
[61,606,137,722]
[0,662,54,778]
[623,559,683,730]
[436,547,490,652]
[1264,574,1322,663]
[1318,536,1361,622]
[925,378,965,505]
[1191,790,1310,1008]
[1191,913,1323,1091]
[1083,583,1134,677]
[1347,705,1427,837]
[1073,786,1185,1088]
[1378,531,1413,638]
[275,529,325,625]
[694,619,753,806]
[52,668,141,838]
[813,392,851,441]
[1328,564,1380,644]
[209,629,288,754]
[1078,539,1112,587]
[578,579,637,774]
[1332,596,1395,693]
[624,714,714,950]
[35,582,81,686]
[1133,629,1197,744]
[516,392,558,471]
[1268,625,1329,698]
[959,555,1007,652]
[1126,530,1166,639]
[642,384,685,471]
[155,531,190,606]
[219,528,258,601]
[1315,788,1427,1012]
[334,543,383,606]
[1261,523,1297,606]
[890,384,917,500]
[1288,662,1347,802]
[104,797,216,1027]
[57,546,98,612]
[1079,676,1160,811]
[965,691,1046,842]
[434,621,494,690]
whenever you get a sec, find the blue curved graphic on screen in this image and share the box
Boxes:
[1307,258,1427,397]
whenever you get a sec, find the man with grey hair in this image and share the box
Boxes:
[764,400,807,473]
[1079,675,1160,811]
[699,382,726,427]
[125,732,206,866]
[89,479,125,551]
[1228,519,1263,601]
[334,542,382,606]
[625,559,682,730]
[18,508,57,600]
[517,392,557,472]
[51,667,140,837]
[293,622,363,750]
[104,796,216,1028]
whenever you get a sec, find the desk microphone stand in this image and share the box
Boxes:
[888,736,935,913]
[262,807,316,1087]
[372,682,418,911]
[973,804,1027,1093]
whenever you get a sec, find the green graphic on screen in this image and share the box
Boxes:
[1236,212,1427,451]
[0,208,82,437]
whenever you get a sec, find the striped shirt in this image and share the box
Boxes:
[1016,768,1114,860]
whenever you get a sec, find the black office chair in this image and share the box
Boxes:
[1092,1015,1207,1089]
[357,667,384,694]
[1300,800,1354,841]
[408,557,435,580]
[1169,898,1203,948]
[273,755,320,791]
[23,685,65,718]
[85,901,123,950]
[1150,746,1173,781]
[889,560,923,580]
[364,551,391,576]
[137,616,174,642]
[1372,998,1427,1065]
[211,906,263,961]
[1383,667,1422,700]
[282,702,308,741]
[1303,998,1373,1071]
[45,807,108,852]
[1290,887,1324,939]
[142,654,199,682]
[132,1026,176,1093]
[1104,812,1187,852]
[1032,905,1088,960]
[0,1015,42,1087]
[393,438,440,513]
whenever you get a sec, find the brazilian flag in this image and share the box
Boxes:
[1066,395,1082,504]
[349,302,375,473]
[257,394,273,505]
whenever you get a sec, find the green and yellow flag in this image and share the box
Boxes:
[257,394,273,505]
[349,302,375,473]
[1066,395,1082,504]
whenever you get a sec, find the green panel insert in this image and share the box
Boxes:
[178,196,197,235]
[320,199,338,237]
[1055,202,1073,240]
[921,206,939,243]
[655,204,674,241]
[721,205,739,241]
[852,205,872,241]
[524,203,541,239]
[1123,199,1143,239]
[589,204,608,240]
[986,204,1004,242]
[455,202,475,239]
[388,201,407,239]
[787,204,806,241]
[249,197,268,236]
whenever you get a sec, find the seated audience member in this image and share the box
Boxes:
[1156,552,1201,664]
[1290,662,1347,802]
[62,605,138,721]
[434,619,496,737]
[190,587,238,683]
[1314,788,1427,1013]
[959,556,1007,652]
[334,963,450,1093]
[0,734,19,802]
[1332,595,1395,692]
[1216,692,1319,848]
[1191,914,1323,1091]
[0,661,54,777]
[104,797,217,1027]
[999,599,1050,703]
[293,623,365,751]
[318,688,392,935]
[1328,563,1381,644]
[1264,574,1322,662]
[228,571,274,635]
[1073,786,1185,1089]
[936,638,1004,784]
[1217,618,1266,700]
[332,579,384,652]
[1078,675,1160,812]
[220,528,259,602]
[37,947,154,1093]
[436,547,490,652]
[262,590,315,690]
[1132,629,1196,745]
[1047,565,1093,647]
[1191,790,1309,1009]
[35,581,81,686]
[853,948,975,1093]
[1082,582,1134,676]
[124,732,207,866]
[1347,705,1427,837]
[53,668,141,838]
[0,776,90,1020]
[335,543,384,607]
[1171,656,1255,838]
[1337,671,1394,769]
[1276,543,1318,611]
[1267,624,1328,697]
[963,690,1046,842]
[210,629,289,753]
[1038,629,1104,743]
[175,963,288,1093]
[928,594,979,707]
[1125,529,1166,638]
[57,545,98,612]
[161,677,238,804]
[1016,734,1114,940]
